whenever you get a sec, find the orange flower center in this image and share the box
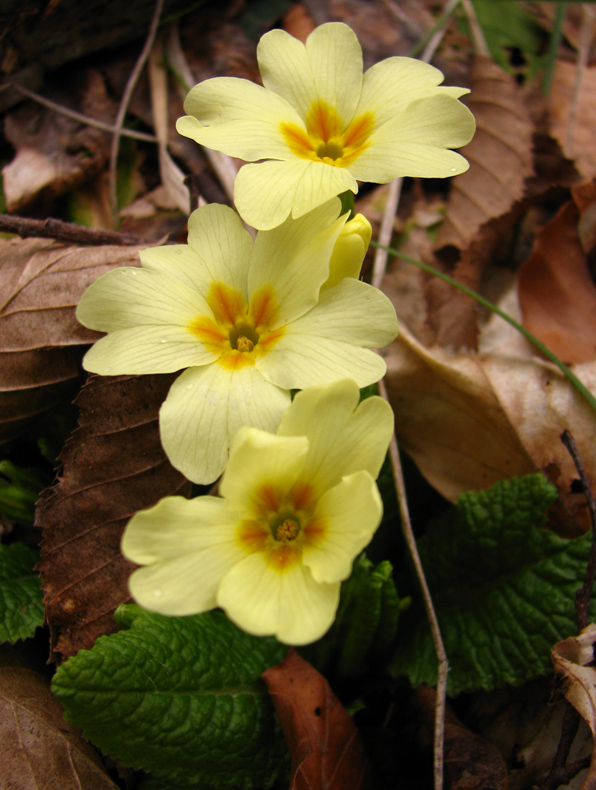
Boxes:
[237,480,326,573]
[188,282,285,370]
[280,99,374,168]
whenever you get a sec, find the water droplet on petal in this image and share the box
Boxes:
[153,588,163,598]
[187,384,193,389]
[160,337,168,343]
[105,366,111,372]
[451,167,457,172]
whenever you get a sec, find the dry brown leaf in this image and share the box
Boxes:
[550,62,596,181]
[0,665,117,789]
[2,70,114,213]
[519,200,596,364]
[37,374,191,659]
[262,649,372,790]
[0,236,144,442]
[384,324,596,526]
[552,625,596,737]
[436,57,534,251]
[552,625,596,790]
[283,4,316,43]
[572,180,596,255]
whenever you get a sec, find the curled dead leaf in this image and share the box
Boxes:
[384,323,596,528]
[549,62,596,181]
[436,56,534,251]
[37,374,191,659]
[519,199,596,364]
[0,236,145,442]
[552,624,596,737]
[262,649,372,790]
[0,665,117,789]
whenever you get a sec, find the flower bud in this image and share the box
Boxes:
[324,213,372,289]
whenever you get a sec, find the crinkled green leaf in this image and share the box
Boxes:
[305,555,406,679]
[390,473,589,696]
[0,542,44,643]
[52,606,288,789]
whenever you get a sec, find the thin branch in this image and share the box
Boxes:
[461,0,490,57]
[378,379,448,790]
[561,430,596,631]
[9,83,159,143]
[420,0,461,63]
[372,178,402,290]
[109,0,164,224]
[0,214,146,246]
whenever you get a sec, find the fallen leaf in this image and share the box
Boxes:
[283,4,316,42]
[37,374,191,660]
[436,56,534,251]
[518,200,596,364]
[0,236,145,442]
[416,686,507,790]
[384,323,596,527]
[262,649,372,790]
[0,665,117,789]
[2,70,114,213]
[572,180,596,255]
[552,624,596,737]
[549,62,596,180]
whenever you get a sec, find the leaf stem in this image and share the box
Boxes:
[371,240,596,416]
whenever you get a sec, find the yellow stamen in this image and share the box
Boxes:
[275,518,300,542]
[280,99,374,167]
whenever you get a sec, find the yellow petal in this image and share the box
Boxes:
[257,333,387,389]
[305,23,363,128]
[217,552,339,645]
[76,267,211,332]
[159,363,290,484]
[177,77,302,161]
[249,198,345,326]
[220,426,308,513]
[141,205,252,297]
[302,471,383,583]
[258,28,317,119]
[234,159,357,230]
[278,380,394,493]
[82,324,218,375]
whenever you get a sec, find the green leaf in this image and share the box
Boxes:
[0,543,44,643]
[389,473,590,696]
[305,555,406,679]
[0,460,47,524]
[465,0,548,77]
[52,607,288,788]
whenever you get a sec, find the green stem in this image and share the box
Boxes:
[371,240,596,416]
[542,2,566,95]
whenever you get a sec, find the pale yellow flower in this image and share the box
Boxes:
[121,380,393,645]
[177,22,475,229]
[76,200,397,484]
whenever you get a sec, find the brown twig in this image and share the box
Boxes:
[9,83,159,143]
[109,0,165,224]
[0,214,146,246]
[561,429,596,630]
[378,378,448,790]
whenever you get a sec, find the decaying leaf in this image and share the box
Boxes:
[384,323,596,525]
[436,56,534,251]
[0,665,117,789]
[552,624,596,737]
[549,62,596,180]
[37,374,191,659]
[262,649,372,790]
[2,70,115,213]
[416,686,507,790]
[0,236,144,442]
[519,200,596,364]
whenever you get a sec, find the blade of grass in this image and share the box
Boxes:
[371,240,596,416]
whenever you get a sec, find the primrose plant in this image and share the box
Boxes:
[76,21,474,646]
